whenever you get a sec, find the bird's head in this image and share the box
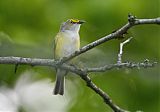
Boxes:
[60,19,85,32]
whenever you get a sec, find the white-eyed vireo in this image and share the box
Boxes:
[53,19,85,95]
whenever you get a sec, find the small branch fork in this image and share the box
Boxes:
[117,37,133,64]
[0,14,159,112]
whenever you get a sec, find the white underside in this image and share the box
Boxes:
[60,30,80,57]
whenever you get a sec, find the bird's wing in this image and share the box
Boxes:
[54,32,63,59]
[54,33,58,59]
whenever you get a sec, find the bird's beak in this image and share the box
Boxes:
[78,20,85,24]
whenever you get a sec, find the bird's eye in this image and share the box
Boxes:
[70,21,74,23]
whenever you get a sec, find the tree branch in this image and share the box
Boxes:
[0,56,83,75]
[85,60,157,73]
[0,56,157,112]
[58,15,160,64]
[0,57,156,74]
[80,73,126,112]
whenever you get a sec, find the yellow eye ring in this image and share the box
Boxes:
[70,19,80,23]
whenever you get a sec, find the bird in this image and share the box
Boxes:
[53,19,85,95]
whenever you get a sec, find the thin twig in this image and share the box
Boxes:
[85,61,157,73]
[117,37,133,64]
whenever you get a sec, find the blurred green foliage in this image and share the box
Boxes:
[0,0,159,111]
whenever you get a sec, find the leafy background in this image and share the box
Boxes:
[0,0,159,112]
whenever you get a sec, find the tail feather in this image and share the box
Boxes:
[53,69,66,95]
[59,75,64,95]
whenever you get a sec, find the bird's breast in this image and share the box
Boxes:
[55,31,80,59]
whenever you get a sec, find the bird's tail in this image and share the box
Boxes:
[53,69,67,95]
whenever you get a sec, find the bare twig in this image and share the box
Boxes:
[85,60,157,73]
[117,37,133,64]
[0,56,84,75]
[80,73,126,112]
[0,57,57,67]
